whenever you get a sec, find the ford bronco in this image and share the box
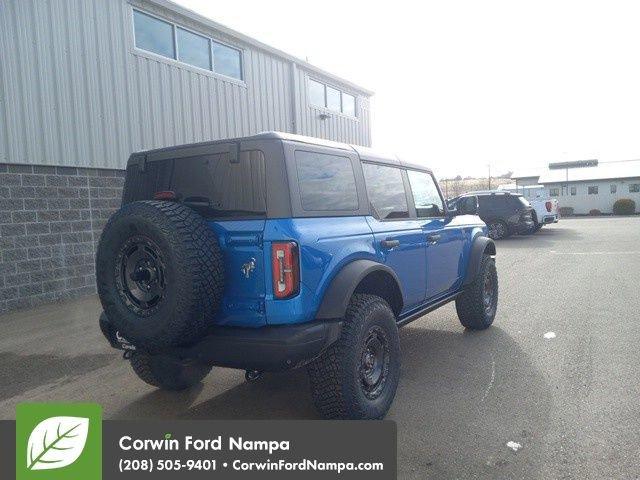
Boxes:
[97,132,498,420]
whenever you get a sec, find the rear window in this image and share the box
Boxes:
[295,151,359,211]
[362,164,409,220]
[515,195,531,207]
[163,150,266,218]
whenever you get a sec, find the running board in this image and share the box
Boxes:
[396,292,459,327]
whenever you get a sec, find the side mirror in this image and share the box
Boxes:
[457,196,479,215]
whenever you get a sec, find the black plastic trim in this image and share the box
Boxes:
[315,259,403,319]
[396,292,459,327]
[100,312,342,372]
[463,236,496,286]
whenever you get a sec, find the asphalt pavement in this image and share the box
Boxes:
[1,217,639,479]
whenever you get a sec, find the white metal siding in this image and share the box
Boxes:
[0,0,372,169]
[545,179,640,214]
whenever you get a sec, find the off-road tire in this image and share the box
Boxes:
[307,294,400,419]
[487,221,508,240]
[96,201,224,349]
[130,352,211,390]
[455,254,498,330]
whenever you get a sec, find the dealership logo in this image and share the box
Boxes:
[16,403,102,480]
[27,416,89,470]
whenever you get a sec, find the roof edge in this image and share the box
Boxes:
[148,0,374,96]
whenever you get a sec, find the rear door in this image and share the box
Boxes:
[168,144,268,327]
[406,169,465,300]
[363,163,427,310]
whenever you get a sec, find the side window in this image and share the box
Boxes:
[362,164,409,220]
[295,151,359,211]
[407,170,444,217]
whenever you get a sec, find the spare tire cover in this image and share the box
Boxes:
[96,200,224,348]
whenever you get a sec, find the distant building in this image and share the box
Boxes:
[512,160,640,214]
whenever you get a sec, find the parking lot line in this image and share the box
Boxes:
[550,250,640,255]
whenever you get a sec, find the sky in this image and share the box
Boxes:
[173,0,640,178]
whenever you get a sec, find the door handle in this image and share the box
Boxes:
[426,234,441,244]
[380,239,400,249]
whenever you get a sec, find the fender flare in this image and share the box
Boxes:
[315,260,403,320]
[463,236,496,286]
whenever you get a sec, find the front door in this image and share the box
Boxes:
[406,169,464,300]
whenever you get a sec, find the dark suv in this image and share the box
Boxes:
[97,132,499,419]
[449,191,535,240]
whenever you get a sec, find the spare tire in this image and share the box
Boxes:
[96,201,224,349]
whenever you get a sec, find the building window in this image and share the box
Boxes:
[212,41,242,79]
[550,188,559,197]
[309,80,326,108]
[610,184,617,194]
[177,27,211,70]
[570,186,576,195]
[133,10,175,59]
[308,79,357,116]
[295,151,358,211]
[133,9,243,80]
[342,93,356,116]
[588,186,598,195]
[326,86,341,111]
[630,184,640,193]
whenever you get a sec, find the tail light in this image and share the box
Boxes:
[545,201,552,212]
[272,242,299,299]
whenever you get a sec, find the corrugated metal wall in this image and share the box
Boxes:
[0,0,371,170]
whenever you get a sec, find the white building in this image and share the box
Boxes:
[512,160,640,214]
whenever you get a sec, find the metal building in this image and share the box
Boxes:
[0,0,373,313]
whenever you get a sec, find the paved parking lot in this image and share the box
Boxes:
[1,217,639,479]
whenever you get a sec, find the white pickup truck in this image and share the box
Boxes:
[498,184,559,232]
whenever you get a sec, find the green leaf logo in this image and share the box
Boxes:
[26,416,89,471]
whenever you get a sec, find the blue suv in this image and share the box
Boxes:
[97,132,498,419]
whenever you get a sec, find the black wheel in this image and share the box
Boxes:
[487,222,506,240]
[130,352,211,390]
[455,254,498,330]
[96,201,224,349]
[307,294,400,419]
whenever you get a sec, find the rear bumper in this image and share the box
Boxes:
[99,312,342,372]
[515,219,535,233]
[543,215,558,224]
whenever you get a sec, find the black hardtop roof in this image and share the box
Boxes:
[129,131,432,173]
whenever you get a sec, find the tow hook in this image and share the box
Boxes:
[245,370,262,382]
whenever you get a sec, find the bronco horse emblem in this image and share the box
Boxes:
[241,258,256,278]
